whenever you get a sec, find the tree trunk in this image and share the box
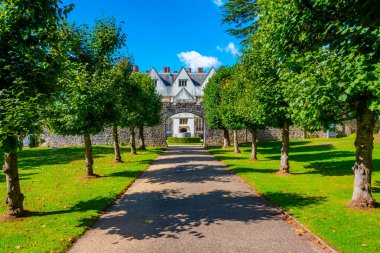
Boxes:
[84,135,94,176]
[250,130,258,161]
[279,121,290,174]
[138,125,146,150]
[222,129,231,148]
[233,130,241,153]
[3,144,24,216]
[130,126,137,155]
[112,125,122,162]
[350,106,376,208]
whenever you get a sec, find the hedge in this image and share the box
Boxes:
[167,137,201,144]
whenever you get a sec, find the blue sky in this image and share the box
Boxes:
[63,0,240,72]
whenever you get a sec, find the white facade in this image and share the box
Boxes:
[166,113,204,137]
[146,66,216,137]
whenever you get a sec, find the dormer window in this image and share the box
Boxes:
[179,79,187,87]
[153,79,158,86]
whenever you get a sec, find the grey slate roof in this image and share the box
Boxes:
[156,72,208,86]
[188,73,208,86]
[159,73,178,86]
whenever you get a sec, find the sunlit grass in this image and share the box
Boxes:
[0,146,162,253]
[209,135,380,253]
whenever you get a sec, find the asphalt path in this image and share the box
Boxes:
[69,145,325,253]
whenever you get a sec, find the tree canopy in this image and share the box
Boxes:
[48,17,126,175]
[0,0,71,216]
[222,0,380,207]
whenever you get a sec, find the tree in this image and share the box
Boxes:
[122,73,157,155]
[49,17,126,176]
[241,37,293,171]
[223,0,295,174]
[270,0,380,207]
[218,66,246,153]
[108,58,133,162]
[137,81,162,150]
[204,67,231,148]
[0,0,70,216]
[109,62,162,158]
[234,63,269,160]
[224,0,380,207]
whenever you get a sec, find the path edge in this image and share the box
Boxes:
[66,147,166,252]
[206,146,339,253]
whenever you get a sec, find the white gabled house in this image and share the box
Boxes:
[136,66,216,137]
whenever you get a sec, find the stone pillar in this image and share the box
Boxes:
[202,119,208,148]
[162,121,168,147]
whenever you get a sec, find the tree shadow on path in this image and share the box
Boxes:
[82,189,326,241]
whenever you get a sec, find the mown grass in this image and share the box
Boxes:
[209,135,380,253]
[0,146,162,253]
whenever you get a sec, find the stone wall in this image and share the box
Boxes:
[336,120,357,136]
[40,125,166,148]
[206,127,308,146]
[40,121,356,148]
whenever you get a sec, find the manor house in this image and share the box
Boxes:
[134,66,216,138]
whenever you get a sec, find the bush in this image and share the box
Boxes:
[167,137,201,144]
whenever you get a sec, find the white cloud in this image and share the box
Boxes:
[213,0,224,7]
[216,45,224,52]
[177,51,222,69]
[226,42,239,56]
[216,42,240,56]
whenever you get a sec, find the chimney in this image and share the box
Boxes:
[163,67,167,73]
[167,67,170,73]
[197,67,203,73]
[188,68,192,73]
[133,65,139,73]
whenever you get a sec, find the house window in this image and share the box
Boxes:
[195,117,203,131]
[153,79,158,86]
[180,118,188,125]
[165,118,173,131]
[179,79,187,87]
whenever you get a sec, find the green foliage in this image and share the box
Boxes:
[142,86,163,127]
[205,63,270,131]
[204,66,247,131]
[49,17,126,136]
[240,31,292,130]
[209,136,380,253]
[0,146,162,252]
[118,71,162,128]
[49,66,115,135]
[222,0,259,43]
[234,63,270,131]
[203,68,226,130]
[218,66,246,130]
[232,0,380,130]
[0,0,70,151]
[167,137,201,144]
[130,72,163,128]
[223,0,380,200]
[106,58,133,127]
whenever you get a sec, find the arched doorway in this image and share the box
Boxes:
[162,102,207,147]
[165,113,204,138]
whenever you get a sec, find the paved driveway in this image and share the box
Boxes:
[70,145,324,253]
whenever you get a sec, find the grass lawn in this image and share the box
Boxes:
[209,135,380,253]
[0,146,162,253]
